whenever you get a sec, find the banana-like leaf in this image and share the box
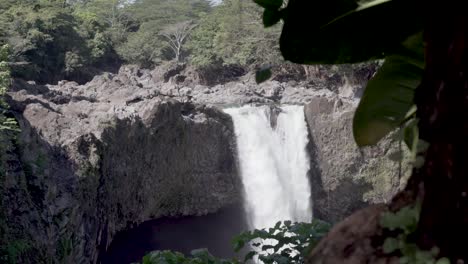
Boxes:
[279,0,422,64]
[254,0,283,10]
[353,52,423,146]
[263,8,282,27]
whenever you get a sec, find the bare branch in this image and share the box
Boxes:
[159,21,196,62]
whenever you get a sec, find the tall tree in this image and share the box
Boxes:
[160,21,196,62]
[73,0,135,44]
[189,0,282,68]
[115,0,210,66]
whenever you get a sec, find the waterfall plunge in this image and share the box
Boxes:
[224,105,312,229]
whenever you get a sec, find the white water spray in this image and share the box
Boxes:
[224,105,312,229]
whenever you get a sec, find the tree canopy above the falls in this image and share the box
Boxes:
[0,0,284,84]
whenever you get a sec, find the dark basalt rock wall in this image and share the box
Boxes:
[304,97,409,223]
[1,78,241,263]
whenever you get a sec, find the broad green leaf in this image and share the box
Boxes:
[353,50,424,146]
[254,0,283,10]
[278,0,422,64]
[263,8,282,27]
[274,221,281,229]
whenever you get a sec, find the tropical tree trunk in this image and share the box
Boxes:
[400,4,468,261]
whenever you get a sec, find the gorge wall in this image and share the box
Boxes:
[304,97,408,223]
[0,63,406,263]
[2,75,241,263]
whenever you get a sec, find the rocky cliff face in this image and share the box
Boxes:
[2,75,241,263]
[0,63,401,263]
[304,97,410,223]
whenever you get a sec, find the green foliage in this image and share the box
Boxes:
[0,45,10,95]
[233,220,331,263]
[115,0,210,66]
[380,205,449,264]
[188,0,282,68]
[0,0,287,79]
[0,44,17,132]
[353,32,424,146]
[0,1,118,83]
[141,220,331,264]
[380,204,420,233]
[251,0,444,261]
[187,15,220,67]
[254,0,283,10]
[2,3,78,81]
[390,118,430,170]
[73,0,134,37]
[142,249,239,264]
[1,240,32,264]
[273,0,422,64]
[115,23,164,67]
[0,44,24,264]
[253,0,283,28]
[262,9,281,28]
[128,0,209,25]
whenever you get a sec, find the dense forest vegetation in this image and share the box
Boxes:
[0,0,282,84]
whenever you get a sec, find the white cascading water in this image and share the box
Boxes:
[224,105,312,230]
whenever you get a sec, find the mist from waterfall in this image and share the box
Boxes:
[224,105,312,229]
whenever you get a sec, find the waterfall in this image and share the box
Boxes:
[224,105,312,230]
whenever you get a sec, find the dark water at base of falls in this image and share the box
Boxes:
[100,203,248,264]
